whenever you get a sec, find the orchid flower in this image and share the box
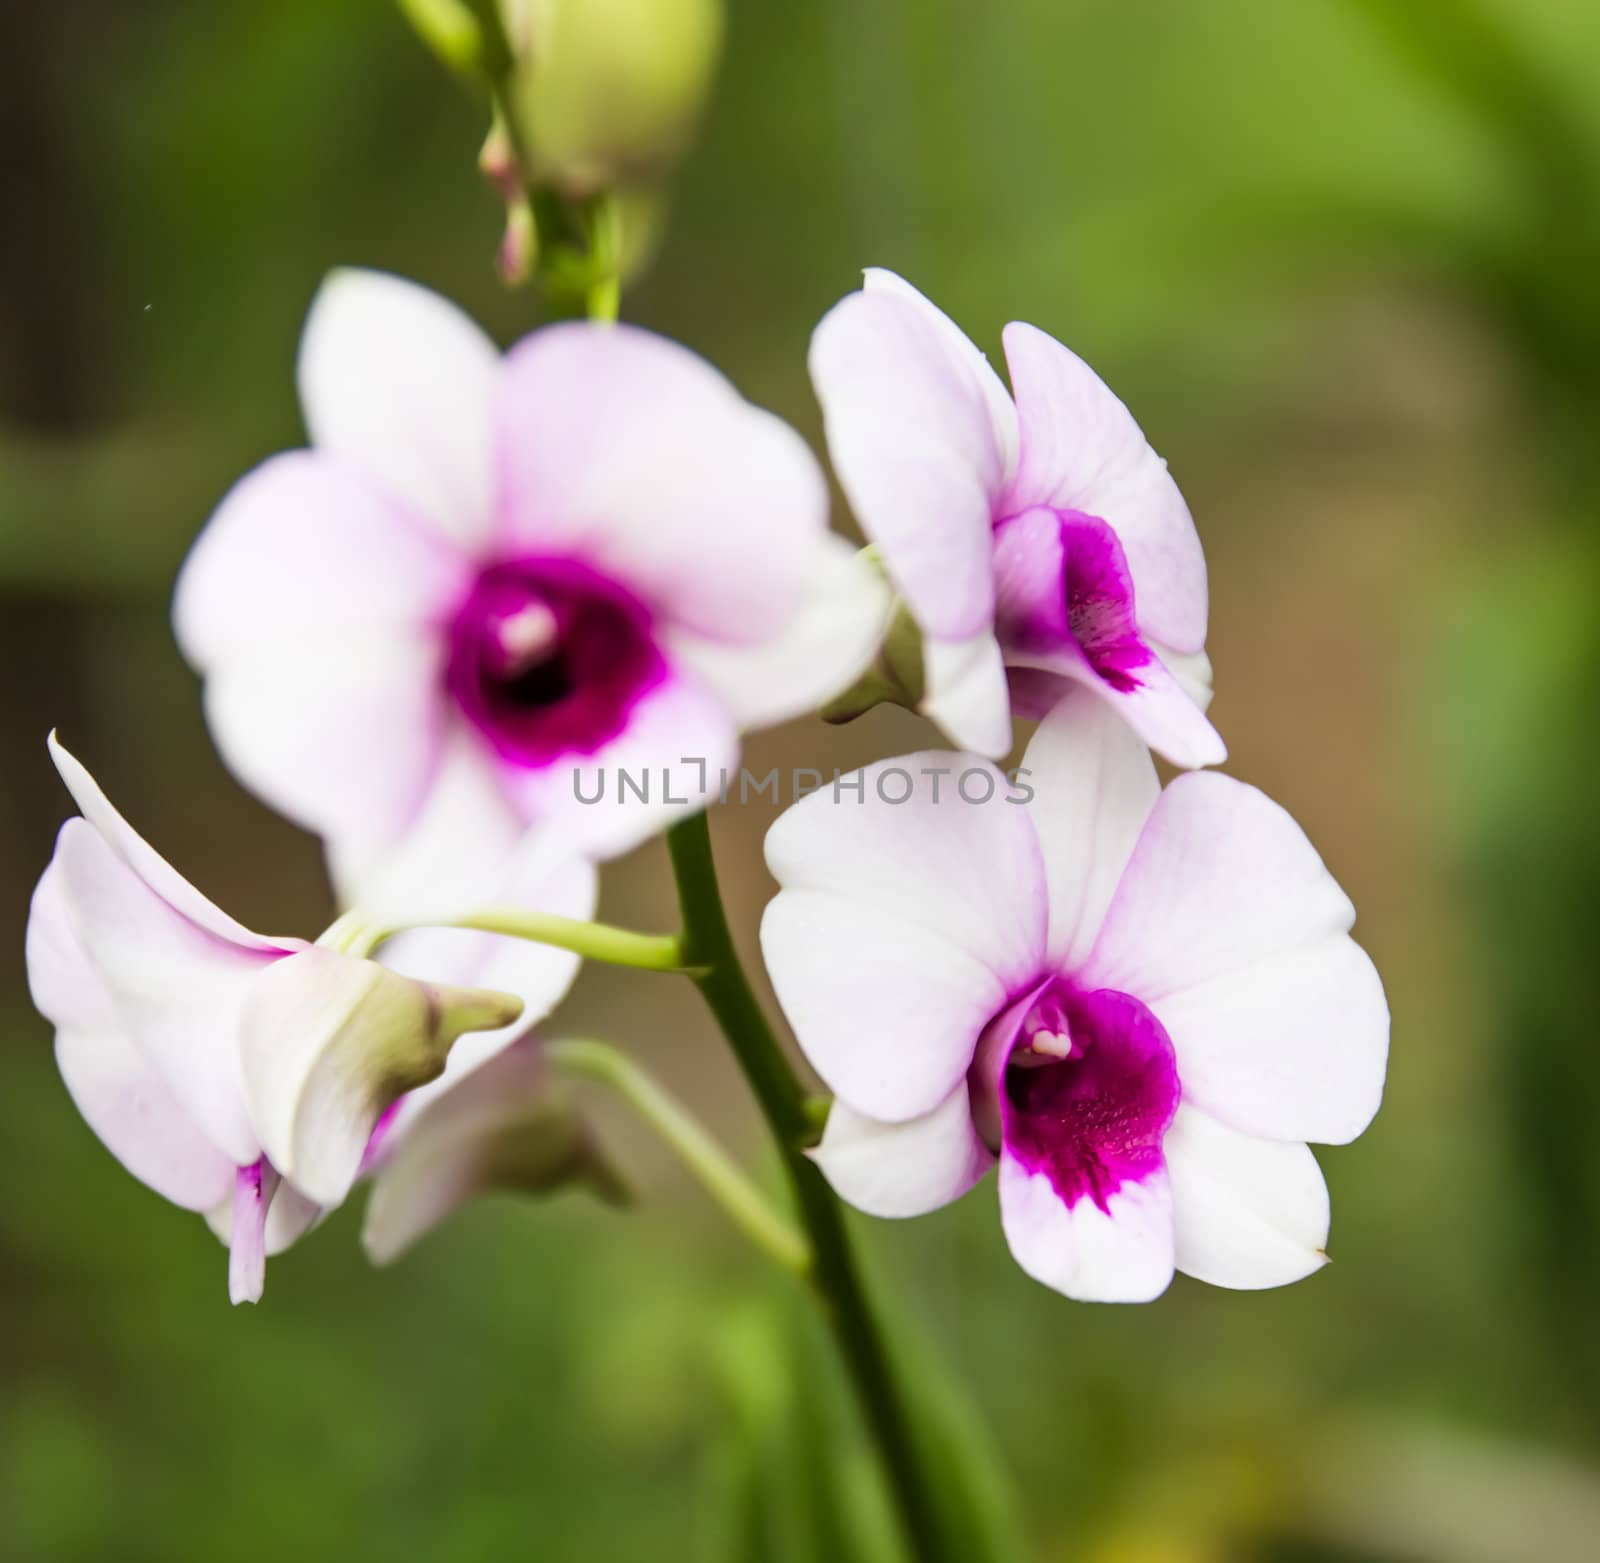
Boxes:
[810,269,1224,768]
[24,736,548,1304]
[760,691,1387,1301]
[174,269,887,897]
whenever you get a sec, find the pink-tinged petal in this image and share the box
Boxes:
[862,270,1019,483]
[497,666,741,860]
[998,1155,1174,1303]
[48,735,284,954]
[204,1176,323,1258]
[495,323,829,641]
[663,536,892,730]
[760,890,1007,1122]
[1151,641,1215,713]
[228,1160,278,1305]
[52,818,275,1166]
[173,457,459,845]
[56,1033,235,1210]
[1083,773,1389,1144]
[297,269,499,551]
[327,725,533,917]
[197,638,449,846]
[174,452,471,668]
[1156,938,1388,1146]
[921,631,1012,760]
[1020,689,1159,971]
[1165,1104,1330,1290]
[26,852,117,1034]
[809,287,1001,640]
[1000,321,1207,653]
[992,507,1224,771]
[1024,653,1226,772]
[764,752,1046,987]
[238,947,524,1208]
[811,1086,994,1218]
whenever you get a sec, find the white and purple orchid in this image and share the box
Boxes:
[22,736,584,1304]
[174,268,886,893]
[761,690,1387,1302]
[810,269,1223,768]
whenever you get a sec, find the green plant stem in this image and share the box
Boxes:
[457,0,624,316]
[546,1038,809,1274]
[356,909,687,972]
[665,811,955,1563]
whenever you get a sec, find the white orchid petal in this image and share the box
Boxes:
[48,735,283,952]
[1000,321,1207,653]
[762,891,1004,1123]
[1166,1104,1330,1290]
[998,1155,1175,1303]
[810,284,1001,640]
[663,536,892,730]
[764,751,1046,987]
[1019,689,1160,970]
[298,269,499,550]
[811,1087,993,1218]
[51,817,274,1166]
[497,667,740,860]
[495,323,829,640]
[920,631,1012,759]
[1084,773,1388,1145]
[862,269,1019,482]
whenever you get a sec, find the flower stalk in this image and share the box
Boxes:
[545,1037,808,1274]
[353,907,687,973]
[665,811,958,1563]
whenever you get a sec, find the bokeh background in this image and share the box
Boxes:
[4,1,1600,1558]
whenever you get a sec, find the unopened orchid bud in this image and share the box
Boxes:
[240,947,524,1209]
[499,0,723,195]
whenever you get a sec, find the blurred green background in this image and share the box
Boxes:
[4,1,1600,1558]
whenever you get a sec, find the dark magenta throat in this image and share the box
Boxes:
[999,981,1179,1212]
[999,508,1153,694]
[446,559,664,766]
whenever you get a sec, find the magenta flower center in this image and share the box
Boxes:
[994,508,1153,695]
[1056,512,1149,693]
[1000,981,1179,1212]
[446,559,664,766]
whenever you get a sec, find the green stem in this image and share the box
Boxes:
[665,812,954,1563]
[457,0,625,316]
[355,908,687,973]
[546,1038,809,1274]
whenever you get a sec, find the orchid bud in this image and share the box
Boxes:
[239,947,524,1209]
[499,0,723,195]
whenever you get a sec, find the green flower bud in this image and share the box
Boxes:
[499,0,724,194]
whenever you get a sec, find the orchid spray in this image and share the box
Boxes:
[24,4,1388,1558]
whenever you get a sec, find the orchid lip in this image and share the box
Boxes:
[995,980,1179,1214]
[995,508,1155,695]
[445,556,666,768]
